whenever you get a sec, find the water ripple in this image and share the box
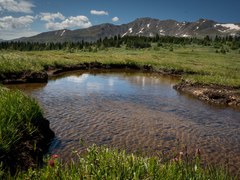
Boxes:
[6,71,240,172]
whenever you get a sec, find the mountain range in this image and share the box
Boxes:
[16,17,240,43]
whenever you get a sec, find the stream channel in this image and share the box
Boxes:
[6,70,240,172]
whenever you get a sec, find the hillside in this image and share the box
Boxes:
[15,17,240,43]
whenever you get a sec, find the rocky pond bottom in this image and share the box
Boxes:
[6,70,240,173]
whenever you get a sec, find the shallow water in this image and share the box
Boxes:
[6,70,240,172]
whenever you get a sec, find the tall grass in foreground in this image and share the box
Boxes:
[0,87,43,173]
[17,145,236,180]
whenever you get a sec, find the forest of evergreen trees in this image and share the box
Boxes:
[0,35,239,52]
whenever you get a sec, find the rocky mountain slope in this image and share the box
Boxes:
[16,17,240,43]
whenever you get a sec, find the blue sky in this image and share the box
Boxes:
[0,0,240,40]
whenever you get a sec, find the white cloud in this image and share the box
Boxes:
[90,10,108,16]
[112,17,119,22]
[45,15,92,30]
[0,30,39,40]
[39,12,65,22]
[0,0,35,13]
[0,14,36,40]
[0,15,34,30]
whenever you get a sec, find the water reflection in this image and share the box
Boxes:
[5,70,240,173]
[66,74,89,84]
[6,82,47,91]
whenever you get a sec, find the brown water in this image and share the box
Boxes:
[6,70,240,172]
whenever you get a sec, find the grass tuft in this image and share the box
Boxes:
[16,144,237,180]
[0,87,44,174]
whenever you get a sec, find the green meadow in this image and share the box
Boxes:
[1,45,240,87]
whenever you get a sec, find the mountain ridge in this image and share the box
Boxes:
[14,17,240,43]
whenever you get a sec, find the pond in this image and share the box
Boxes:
[6,70,240,172]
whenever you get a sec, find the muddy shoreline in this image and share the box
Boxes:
[1,62,240,109]
[174,80,240,108]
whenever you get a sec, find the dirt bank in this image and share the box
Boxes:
[47,62,152,75]
[0,71,48,84]
[174,80,240,108]
[1,118,55,174]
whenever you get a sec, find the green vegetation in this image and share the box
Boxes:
[15,144,235,180]
[1,43,240,87]
[0,87,42,153]
[1,35,240,52]
[0,87,44,174]
[1,35,240,86]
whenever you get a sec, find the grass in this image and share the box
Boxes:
[0,87,44,174]
[15,144,236,180]
[1,45,240,86]
[0,87,42,152]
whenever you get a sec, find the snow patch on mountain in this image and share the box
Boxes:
[60,30,66,36]
[182,34,190,37]
[149,32,154,37]
[121,32,127,37]
[122,27,133,37]
[137,28,145,35]
[218,29,227,33]
[215,24,240,30]
[129,28,133,33]
[159,29,165,35]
